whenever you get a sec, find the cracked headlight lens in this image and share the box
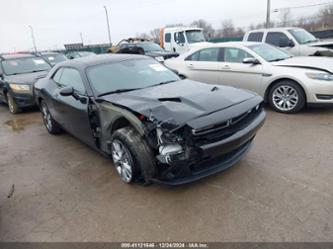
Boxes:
[9,84,32,93]
[306,72,333,81]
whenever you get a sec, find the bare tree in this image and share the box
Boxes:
[149,28,160,43]
[135,32,151,40]
[219,19,236,37]
[191,19,215,38]
[318,4,333,29]
[278,8,292,27]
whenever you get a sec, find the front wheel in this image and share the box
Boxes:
[6,93,20,114]
[111,127,155,184]
[40,100,62,134]
[268,81,305,114]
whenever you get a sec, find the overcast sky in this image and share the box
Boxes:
[0,0,327,52]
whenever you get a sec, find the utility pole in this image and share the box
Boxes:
[266,0,271,28]
[103,6,112,46]
[28,25,37,53]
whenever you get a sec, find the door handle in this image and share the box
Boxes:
[222,65,231,70]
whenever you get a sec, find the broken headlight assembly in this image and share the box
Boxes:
[156,126,185,165]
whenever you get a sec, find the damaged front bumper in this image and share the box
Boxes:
[152,110,266,185]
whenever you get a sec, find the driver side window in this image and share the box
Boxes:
[224,48,253,63]
[54,67,86,94]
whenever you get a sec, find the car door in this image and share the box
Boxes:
[54,67,95,146]
[184,47,222,84]
[218,47,263,93]
[174,32,188,54]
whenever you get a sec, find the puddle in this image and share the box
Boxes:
[4,116,43,132]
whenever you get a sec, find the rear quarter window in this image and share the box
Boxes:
[247,32,264,42]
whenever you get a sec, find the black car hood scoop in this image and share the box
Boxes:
[99,80,256,126]
[158,97,182,103]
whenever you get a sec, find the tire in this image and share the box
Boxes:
[111,126,155,184]
[268,80,305,114]
[40,100,62,134]
[6,93,20,114]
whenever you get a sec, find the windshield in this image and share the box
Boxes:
[289,29,318,44]
[186,30,205,44]
[248,43,292,62]
[87,58,180,96]
[45,54,67,65]
[2,57,51,75]
[139,42,164,52]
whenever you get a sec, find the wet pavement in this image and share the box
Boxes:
[0,103,332,242]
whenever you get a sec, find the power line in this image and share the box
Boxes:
[274,1,333,12]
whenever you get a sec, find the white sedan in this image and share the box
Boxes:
[165,42,333,114]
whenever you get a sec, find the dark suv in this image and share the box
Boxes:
[116,41,179,62]
[0,53,51,114]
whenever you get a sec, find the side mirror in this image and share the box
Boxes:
[0,73,3,79]
[59,86,74,96]
[279,37,295,48]
[243,58,261,65]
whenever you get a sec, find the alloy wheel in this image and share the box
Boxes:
[41,103,52,131]
[272,85,299,112]
[111,139,134,183]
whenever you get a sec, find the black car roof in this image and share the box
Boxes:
[57,54,149,69]
[0,53,36,60]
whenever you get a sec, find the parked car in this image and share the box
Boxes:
[243,27,333,56]
[38,52,68,66]
[34,54,265,185]
[0,53,51,113]
[116,41,179,62]
[107,37,150,53]
[66,51,96,59]
[165,42,333,114]
[160,27,210,54]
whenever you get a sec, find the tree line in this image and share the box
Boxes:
[137,3,333,42]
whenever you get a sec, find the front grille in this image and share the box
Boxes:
[192,104,263,146]
[190,139,252,173]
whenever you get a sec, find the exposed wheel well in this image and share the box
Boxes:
[264,78,307,103]
[37,97,44,106]
[3,88,8,101]
[111,117,132,135]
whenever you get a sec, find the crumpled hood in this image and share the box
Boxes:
[99,80,256,126]
[272,57,333,73]
[4,70,49,85]
[308,40,333,49]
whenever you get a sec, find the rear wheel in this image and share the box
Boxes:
[111,126,155,184]
[6,93,20,114]
[268,80,305,114]
[40,100,62,134]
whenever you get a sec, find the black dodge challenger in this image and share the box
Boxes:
[34,54,265,185]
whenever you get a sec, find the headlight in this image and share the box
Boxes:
[155,56,165,62]
[9,84,32,93]
[306,72,333,81]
